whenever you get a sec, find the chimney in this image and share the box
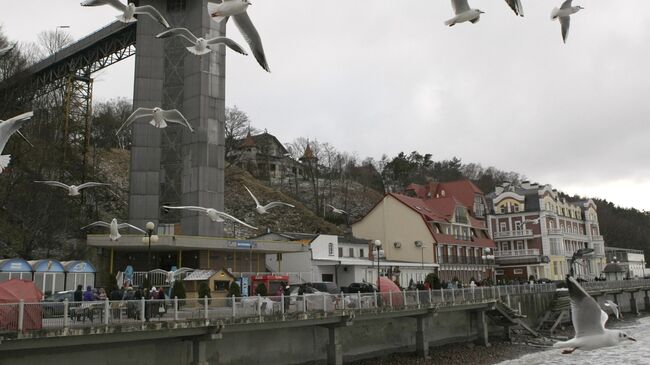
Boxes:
[521,180,531,189]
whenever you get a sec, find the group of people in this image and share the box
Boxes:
[71,284,167,322]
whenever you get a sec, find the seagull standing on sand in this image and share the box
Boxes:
[327,204,348,215]
[604,299,623,320]
[163,206,257,230]
[81,218,145,241]
[207,0,270,72]
[116,107,193,134]
[156,28,248,56]
[34,181,110,196]
[551,0,583,43]
[553,276,636,354]
[445,0,485,27]
[0,111,34,173]
[504,0,524,16]
[0,43,16,57]
[80,0,170,28]
[244,185,294,214]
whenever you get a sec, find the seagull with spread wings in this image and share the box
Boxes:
[207,0,270,72]
[163,205,257,230]
[553,276,636,354]
[156,27,248,56]
[81,0,170,28]
[116,107,193,134]
[244,185,294,214]
[445,0,485,27]
[0,43,17,57]
[34,181,110,196]
[551,0,584,43]
[504,0,524,17]
[0,111,34,173]
[81,218,145,241]
[327,204,348,215]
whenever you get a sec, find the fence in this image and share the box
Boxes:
[0,283,560,336]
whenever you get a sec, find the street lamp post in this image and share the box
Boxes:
[141,222,159,274]
[482,248,495,282]
[415,241,424,269]
[374,240,382,295]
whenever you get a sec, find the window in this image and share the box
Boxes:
[349,248,354,257]
[496,270,504,275]
[322,274,334,282]
[500,206,506,214]
[515,221,522,231]
[338,247,343,257]
[328,243,334,256]
[359,249,365,257]
[516,241,524,250]
[514,205,520,212]
[500,222,507,232]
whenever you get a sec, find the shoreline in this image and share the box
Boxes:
[349,339,545,365]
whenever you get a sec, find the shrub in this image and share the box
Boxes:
[254,283,267,296]
[425,273,442,289]
[228,281,241,298]
[198,282,211,304]
[172,280,186,299]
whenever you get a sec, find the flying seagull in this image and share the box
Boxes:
[163,206,257,230]
[553,276,636,354]
[34,181,110,196]
[207,0,270,72]
[116,107,193,134]
[0,43,16,57]
[604,300,622,320]
[156,27,248,56]
[1,114,34,148]
[551,0,583,43]
[445,0,485,27]
[327,204,348,215]
[244,185,294,214]
[81,218,145,241]
[0,111,34,173]
[80,0,170,29]
[504,0,524,17]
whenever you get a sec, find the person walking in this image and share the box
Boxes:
[74,285,83,302]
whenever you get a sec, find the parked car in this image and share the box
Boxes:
[304,282,341,294]
[42,290,75,318]
[342,282,378,294]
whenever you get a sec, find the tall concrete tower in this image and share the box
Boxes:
[128,0,225,236]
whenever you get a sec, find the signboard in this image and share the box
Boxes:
[236,241,254,249]
[237,277,249,297]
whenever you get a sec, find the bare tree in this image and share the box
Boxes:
[224,105,259,161]
[35,29,73,58]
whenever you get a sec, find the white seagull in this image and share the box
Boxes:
[327,204,348,215]
[207,0,270,72]
[116,107,193,134]
[0,111,34,173]
[34,181,110,196]
[445,0,485,27]
[156,27,248,56]
[551,0,583,44]
[504,0,524,17]
[163,205,257,230]
[0,43,16,57]
[80,0,170,29]
[553,276,636,354]
[604,299,622,320]
[244,185,294,214]
[81,218,146,241]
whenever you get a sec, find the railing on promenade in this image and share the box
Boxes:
[0,285,543,336]
[3,281,642,337]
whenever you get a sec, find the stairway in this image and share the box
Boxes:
[535,289,571,337]
[487,300,540,338]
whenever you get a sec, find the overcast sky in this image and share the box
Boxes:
[3,1,650,211]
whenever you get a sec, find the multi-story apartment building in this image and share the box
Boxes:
[486,181,606,281]
[353,180,496,284]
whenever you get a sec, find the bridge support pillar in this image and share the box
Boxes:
[644,291,650,311]
[629,292,639,315]
[473,310,490,347]
[327,326,343,365]
[415,316,429,358]
[191,340,209,365]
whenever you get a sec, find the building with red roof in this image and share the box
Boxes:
[352,180,496,284]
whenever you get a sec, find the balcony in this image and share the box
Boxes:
[439,256,489,265]
[494,249,540,258]
[492,229,533,239]
[591,235,604,241]
[547,228,563,235]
